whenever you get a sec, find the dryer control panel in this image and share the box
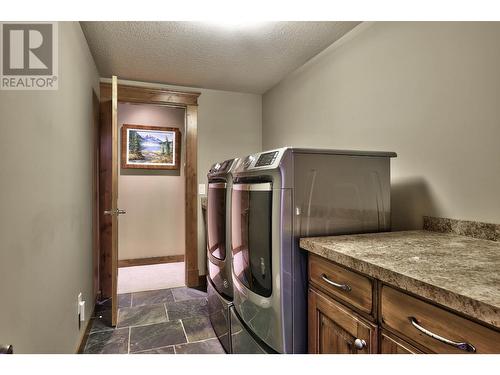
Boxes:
[255,151,279,167]
[235,148,287,172]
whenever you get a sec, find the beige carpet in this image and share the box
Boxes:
[118,262,185,294]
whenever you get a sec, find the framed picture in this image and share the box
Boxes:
[121,124,181,170]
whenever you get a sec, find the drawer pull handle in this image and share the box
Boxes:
[321,274,352,292]
[409,317,476,353]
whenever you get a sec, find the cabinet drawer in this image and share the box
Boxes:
[309,254,373,315]
[381,285,500,354]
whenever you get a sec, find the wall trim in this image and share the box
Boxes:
[118,255,185,268]
[100,82,200,106]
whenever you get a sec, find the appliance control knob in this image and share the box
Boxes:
[243,156,255,168]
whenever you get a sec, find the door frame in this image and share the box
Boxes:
[91,90,100,301]
[97,81,202,299]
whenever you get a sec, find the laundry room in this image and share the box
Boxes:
[1,2,499,374]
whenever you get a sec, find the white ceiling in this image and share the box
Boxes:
[80,21,360,94]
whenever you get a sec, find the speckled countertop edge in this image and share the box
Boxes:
[300,231,500,329]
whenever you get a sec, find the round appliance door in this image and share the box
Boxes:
[207,182,227,261]
[231,182,273,298]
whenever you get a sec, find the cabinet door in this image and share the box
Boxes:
[380,331,422,354]
[309,287,377,354]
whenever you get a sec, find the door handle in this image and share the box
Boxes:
[104,209,127,216]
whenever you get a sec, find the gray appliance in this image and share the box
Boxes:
[206,158,238,353]
[230,147,396,353]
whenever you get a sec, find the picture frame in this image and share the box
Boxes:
[120,124,181,170]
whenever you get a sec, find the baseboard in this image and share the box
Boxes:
[76,304,95,354]
[118,255,185,268]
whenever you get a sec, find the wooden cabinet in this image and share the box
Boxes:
[307,254,500,354]
[308,288,377,354]
[380,330,422,354]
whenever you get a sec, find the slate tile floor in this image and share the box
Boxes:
[83,287,225,354]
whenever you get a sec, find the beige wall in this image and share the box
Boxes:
[263,22,500,228]
[0,22,99,353]
[118,103,186,260]
[104,78,262,274]
[196,89,262,272]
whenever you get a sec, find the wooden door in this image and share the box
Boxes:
[308,288,377,354]
[99,76,119,326]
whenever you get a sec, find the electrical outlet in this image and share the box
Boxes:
[79,301,86,322]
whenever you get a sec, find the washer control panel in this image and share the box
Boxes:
[255,151,279,167]
[208,159,234,175]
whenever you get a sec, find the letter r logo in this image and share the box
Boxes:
[2,23,53,75]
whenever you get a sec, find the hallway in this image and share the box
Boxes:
[83,287,224,354]
[118,262,185,294]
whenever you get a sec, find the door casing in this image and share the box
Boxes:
[96,79,201,325]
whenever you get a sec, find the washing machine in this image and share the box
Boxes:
[206,158,238,353]
[230,147,396,353]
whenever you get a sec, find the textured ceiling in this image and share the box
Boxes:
[80,21,360,94]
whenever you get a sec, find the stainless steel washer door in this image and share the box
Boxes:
[207,181,233,298]
[231,183,273,297]
[231,183,287,353]
[207,182,227,261]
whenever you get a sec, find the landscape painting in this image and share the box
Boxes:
[121,124,181,170]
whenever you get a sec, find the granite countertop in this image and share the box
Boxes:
[300,230,500,329]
